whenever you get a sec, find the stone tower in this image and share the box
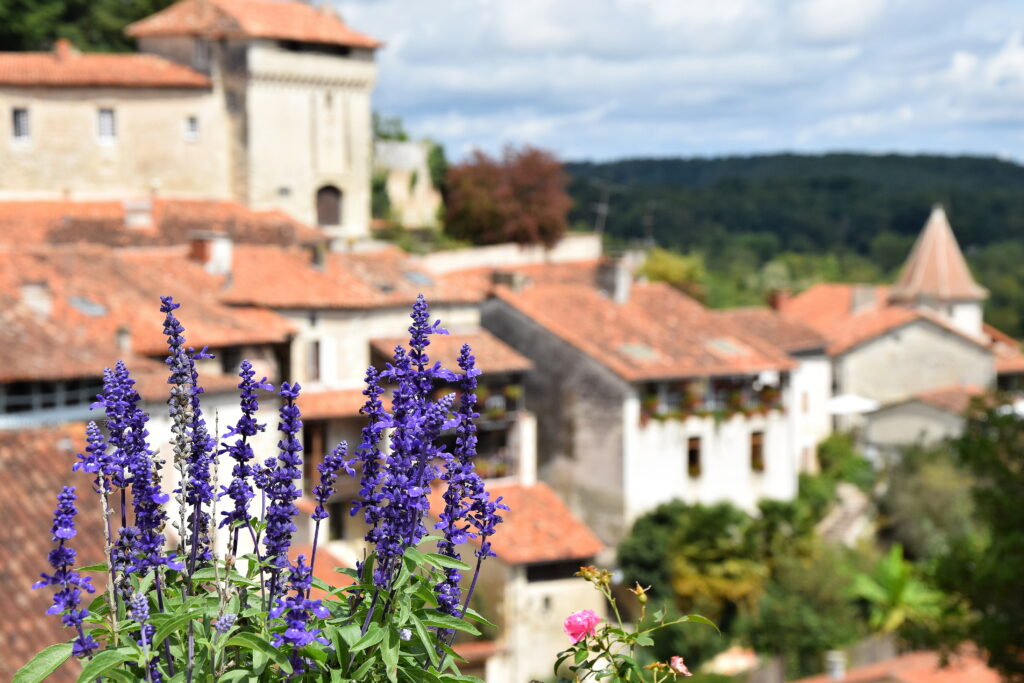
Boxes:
[888,205,987,336]
[128,0,381,242]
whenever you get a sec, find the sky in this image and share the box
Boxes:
[336,0,1024,163]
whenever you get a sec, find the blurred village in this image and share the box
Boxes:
[0,1,1021,682]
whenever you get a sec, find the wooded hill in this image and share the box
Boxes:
[566,154,1024,337]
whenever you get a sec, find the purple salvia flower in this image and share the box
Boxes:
[129,592,162,682]
[348,366,388,558]
[72,421,110,493]
[264,382,303,592]
[219,360,273,554]
[312,442,349,522]
[214,613,237,633]
[269,555,329,674]
[184,345,216,565]
[33,487,98,658]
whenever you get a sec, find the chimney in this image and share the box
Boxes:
[491,270,525,292]
[189,231,233,276]
[597,256,633,304]
[767,289,791,311]
[308,242,327,270]
[116,325,132,354]
[123,198,153,229]
[825,650,846,680]
[54,38,76,61]
[850,285,876,314]
[20,282,52,317]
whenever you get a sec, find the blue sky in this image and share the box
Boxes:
[337,0,1024,162]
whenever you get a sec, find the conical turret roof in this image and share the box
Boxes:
[889,205,987,302]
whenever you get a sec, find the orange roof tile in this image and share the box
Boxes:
[371,332,533,375]
[429,482,604,566]
[496,282,794,382]
[791,647,998,683]
[0,41,210,88]
[0,245,294,382]
[782,283,989,356]
[297,388,367,421]
[713,307,827,354]
[890,206,987,303]
[0,199,324,248]
[912,384,985,415]
[127,0,382,49]
[0,426,103,682]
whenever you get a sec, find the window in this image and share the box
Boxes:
[751,431,765,473]
[184,115,199,142]
[11,107,29,141]
[687,437,702,477]
[526,560,582,582]
[97,108,116,143]
[328,501,348,540]
[316,186,342,226]
[302,421,327,492]
[306,339,321,382]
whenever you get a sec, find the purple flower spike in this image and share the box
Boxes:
[33,487,98,659]
[264,382,304,582]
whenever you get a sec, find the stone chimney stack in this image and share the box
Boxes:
[767,289,791,311]
[598,254,639,304]
[189,231,233,277]
[54,38,76,61]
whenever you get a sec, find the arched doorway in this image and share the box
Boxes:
[316,185,342,226]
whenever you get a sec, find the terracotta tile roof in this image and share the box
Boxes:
[429,481,604,566]
[911,384,985,415]
[981,323,1024,375]
[0,245,294,382]
[791,647,998,683]
[890,206,988,303]
[0,199,324,248]
[0,40,210,88]
[371,332,533,375]
[713,307,828,354]
[297,388,367,421]
[127,0,382,49]
[0,426,102,682]
[496,282,794,382]
[782,283,989,356]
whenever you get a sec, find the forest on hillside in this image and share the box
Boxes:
[566,154,1024,337]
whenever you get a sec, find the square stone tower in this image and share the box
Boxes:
[129,0,381,242]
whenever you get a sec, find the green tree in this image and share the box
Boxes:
[373,111,408,141]
[0,0,175,52]
[638,248,707,300]
[935,396,1024,681]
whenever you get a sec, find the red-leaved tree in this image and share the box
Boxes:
[444,145,572,247]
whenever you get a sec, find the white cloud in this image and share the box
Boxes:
[338,0,1024,161]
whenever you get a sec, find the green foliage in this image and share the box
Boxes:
[637,248,707,300]
[739,548,865,679]
[875,444,976,561]
[933,397,1024,681]
[567,154,1024,334]
[0,0,175,52]
[852,544,945,635]
[372,170,392,221]
[373,112,409,141]
[817,433,874,492]
[426,141,449,192]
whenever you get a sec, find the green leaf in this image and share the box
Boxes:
[350,622,386,652]
[460,605,497,630]
[77,563,109,572]
[634,634,654,647]
[350,656,376,680]
[11,642,74,683]
[401,667,442,683]
[423,553,472,571]
[75,647,136,683]
[152,610,199,647]
[574,648,588,665]
[191,567,257,587]
[680,614,720,633]
[410,614,439,668]
[226,632,294,674]
[217,671,253,682]
[420,612,480,635]
[382,628,400,682]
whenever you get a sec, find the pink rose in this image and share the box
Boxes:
[563,609,601,643]
[669,656,692,677]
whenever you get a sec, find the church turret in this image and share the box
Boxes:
[889,205,987,336]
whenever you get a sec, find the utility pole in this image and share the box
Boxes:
[590,179,622,234]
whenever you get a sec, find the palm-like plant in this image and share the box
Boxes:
[852,544,944,634]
